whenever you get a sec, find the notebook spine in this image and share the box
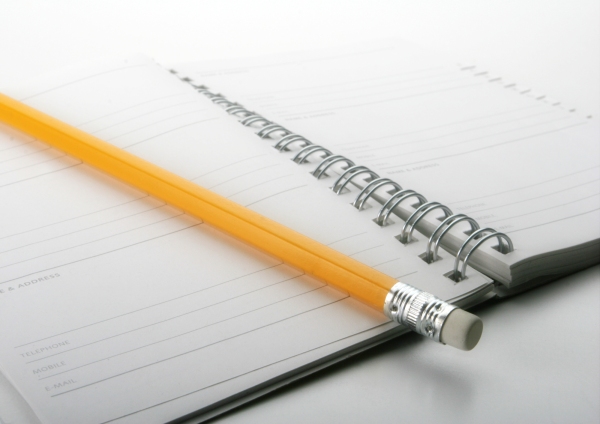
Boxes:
[174,74,513,282]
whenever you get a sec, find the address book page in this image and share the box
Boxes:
[0,57,490,423]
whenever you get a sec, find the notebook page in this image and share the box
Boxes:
[0,57,490,424]
[176,39,600,285]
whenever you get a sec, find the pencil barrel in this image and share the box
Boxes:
[0,93,395,312]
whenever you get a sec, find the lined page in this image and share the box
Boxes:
[0,57,490,424]
[176,39,600,285]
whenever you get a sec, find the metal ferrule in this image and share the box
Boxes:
[383,282,457,344]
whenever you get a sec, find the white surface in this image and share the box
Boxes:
[1,1,598,423]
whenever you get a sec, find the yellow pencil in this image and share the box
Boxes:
[0,92,482,350]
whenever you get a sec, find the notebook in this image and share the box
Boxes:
[0,39,597,424]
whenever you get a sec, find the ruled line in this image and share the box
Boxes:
[99,319,395,423]
[350,109,559,154]
[120,118,220,149]
[0,195,149,242]
[326,232,368,246]
[243,184,307,207]
[207,164,281,189]
[37,276,314,376]
[377,115,573,160]
[14,262,283,348]
[51,295,349,398]
[31,274,307,365]
[0,139,38,152]
[0,145,51,164]
[0,223,200,287]
[0,213,185,270]
[463,178,600,216]
[89,100,201,135]
[276,82,485,118]
[266,75,471,110]
[484,193,600,225]
[78,93,191,127]
[338,104,543,147]
[395,270,419,280]
[448,166,600,205]
[20,63,151,101]
[506,208,600,234]
[0,152,65,175]
[0,204,167,255]
[371,257,402,268]
[0,162,81,189]
[190,154,269,180]
[380,122,587,168]
[227,174,294,198]
[104,110,204,141]
[349,244,384,257]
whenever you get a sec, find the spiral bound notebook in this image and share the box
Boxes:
[0,39,598,424]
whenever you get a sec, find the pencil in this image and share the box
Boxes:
[0,92,483,350]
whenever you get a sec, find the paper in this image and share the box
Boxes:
[0,56,490,423]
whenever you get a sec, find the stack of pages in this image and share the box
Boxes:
[0,40,598,423]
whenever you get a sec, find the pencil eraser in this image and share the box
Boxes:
[440,309,483,351]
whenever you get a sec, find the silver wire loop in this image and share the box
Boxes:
[331,166,379,194]
[257,124,290,139]
[194,85,210,94]
[373,189,428,227]
[225,105,252,116]
[240,115,271,126]
[274,134,311,151]
[398,202,453,244]
[311,155,355,179]
[202,91,221,99]
[351,178,402,210]
[212,97,235,107]
[425,214,480,263]
[452,228,514,281]
[292,145,332,164]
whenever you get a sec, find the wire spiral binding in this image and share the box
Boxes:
[398,202,453,245]
[274,134,312,151]
[374,189,427,227]
[311,155,355,179]
[451,229,514,282]
[424,214,480,263]
[171,70,514,282]
[351,178,402,211]
[332,165,379,194]
[292,145,332,164]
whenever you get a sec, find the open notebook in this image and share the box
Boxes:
[0,40,598,424]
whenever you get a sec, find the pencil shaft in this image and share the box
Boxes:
[0,93,396,310]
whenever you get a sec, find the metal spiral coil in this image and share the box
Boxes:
[398,202,453,244]
[373,189,427,227]
[172,73,515,281]
[311,155,355,179]
[424,214,480,263]
[452,229,514,281]
[351,178,402,210]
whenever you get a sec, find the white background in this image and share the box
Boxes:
[1,1,599,423]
